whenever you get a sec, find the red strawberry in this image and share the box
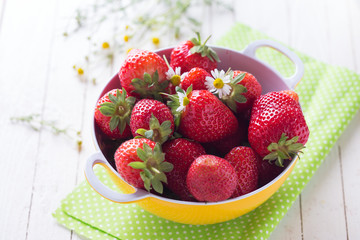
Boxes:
[186,155,238,202]
[248,91,309,166]
[118,49,169,100]
[180,67,211,91]
[170,32,220,73]
[203,117,249,156]
[94,88,136,139]
[114,138,173,193]
[169,88,238,143]
[163,138,206,201]
[280,90,299,103]
[130,99,174,144]
[225,146,258,197]
[226,70,262,115]
[257,157,289,187]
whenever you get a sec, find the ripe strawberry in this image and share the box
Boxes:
[168,87,238,143]
[226,70,262,115]
[225,146,258,197]
[130,99,174,144]
[203,117,249,156]
[248,91,309,166]
[114,138,173,194]
[257,157,289,187]
[186,155,238,202]
[280,90,299,103]
[94,88,136,139]
[180,67,211,91]
[170,32,220,73]
[162,138,206,201]
[118,49,169,100]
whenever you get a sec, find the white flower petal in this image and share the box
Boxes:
[166,68,175,80]
[175,67,182,76]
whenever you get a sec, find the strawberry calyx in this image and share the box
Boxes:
[189,32,220,63]
[128,142,174,194]
[131,70,169,101]
[135,114,173,144]
[99,88,136,134]
[264,133,305,167]
[220,71,247,112]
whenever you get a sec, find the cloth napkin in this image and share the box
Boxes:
[53,23,360,240]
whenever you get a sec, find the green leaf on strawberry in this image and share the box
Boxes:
[263,133,305,167]
[135,114,172,144]
[98,88,135,134]
[190,32,220,63]
[131,70,170,101]
[128,142,174,194]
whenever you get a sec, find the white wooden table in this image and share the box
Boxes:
[1,0,359,239]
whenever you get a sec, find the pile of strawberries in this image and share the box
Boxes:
[94,33,309,202]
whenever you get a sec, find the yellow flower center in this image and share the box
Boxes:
[124,35,129,42]
[102,42,110,49]
[170,75,181,86]
[152,37,160,45]
[183,96,190,106]
[213,78,224,89]
[77,68,84,75]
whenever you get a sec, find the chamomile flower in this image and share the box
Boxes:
[205,69,232,99]
[176,91,189,112]
[166,66,187,87]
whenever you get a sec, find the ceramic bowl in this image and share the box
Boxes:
[84,39,304,225]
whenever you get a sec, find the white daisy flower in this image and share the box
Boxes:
[166,67,187,87]
[176,91,189,112]
[205,69,232,99]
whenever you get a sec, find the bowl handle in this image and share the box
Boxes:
[84,152,150,203]
[242,39,304,89]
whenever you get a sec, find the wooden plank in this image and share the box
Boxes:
[340,1,360,239]
[0,0,6,33]
[347,0,360,73]
[0,0,60,239]
[301,146,348,239]
[23,0,98,239]
[338,112,360,240]
[234,0,291,44]
[269,198,303,240]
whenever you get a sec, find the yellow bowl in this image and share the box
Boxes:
[85,40,304,225]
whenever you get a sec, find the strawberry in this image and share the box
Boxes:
[225,146,258,197]
[114,138,173,194]
[118,49,169,100]
[257,157,289,187]
[280,90,299,103]
[130,99,174,144]
[170,32,220,73]
[162,138,206,201]
[94,88,136,139]
[203,117,249,156]
[222,70,262,115]
[167,87,238,143]
[180,67,211,91]
[248,91,309,166]
[186,155,238,202]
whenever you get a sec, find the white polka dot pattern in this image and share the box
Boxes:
[53,23,360,239]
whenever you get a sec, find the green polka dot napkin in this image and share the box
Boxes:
[53,23,360,239]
